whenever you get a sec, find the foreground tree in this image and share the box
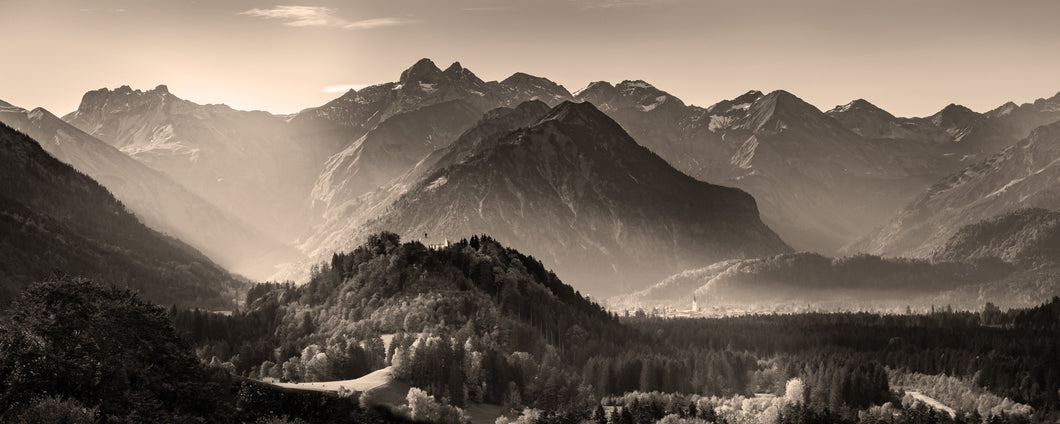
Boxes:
[0,279,227,422]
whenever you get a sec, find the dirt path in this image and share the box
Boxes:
[267,366,394,393]
[907,391,957,418]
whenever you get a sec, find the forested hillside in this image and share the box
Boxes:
[170,233,1058,424]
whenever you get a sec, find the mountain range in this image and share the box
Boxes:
[0,99,295,279]
[2,57,1058,302]
[846,119,1060,258]
[357,100,792,295]
[63,85,323,244]
[0,121,238,307]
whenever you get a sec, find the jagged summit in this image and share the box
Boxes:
[573,81,614,97]
[930,103,981,129]
[933,103,978,119]
[830,98,883,114]
[828,98,898,120]
[617,80,656,92]
[743,89,830,132]
[399,58,444,83]
[443,61,463,74]
[706,90,762,115]
[497,73,573,106]
[732,90,764,104]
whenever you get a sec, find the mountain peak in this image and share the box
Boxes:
[540,100,611,126]
[828,98,894,118]
[936,103,976,116]
[399,58,444,83]
[755,90,818,113]
[987,101,1019,117]
[573,81,614,97]
[153,84,169,94]
[931,103,980,126]
[833,98,872,112]
[732,90,764,104]
[617,80,655,90]
[444,61,463,74]
[763,89,799,102]
[502,72,547,85]
[743,90,832,133]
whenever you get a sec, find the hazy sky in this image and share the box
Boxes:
[2,0,1058,117]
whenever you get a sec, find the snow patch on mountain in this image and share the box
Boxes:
[425,175,448,191]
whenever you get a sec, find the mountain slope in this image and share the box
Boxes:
[846,121,1060,257]
[298,100,555,264]
[933,208,1060,267]
[0,101,297,279]
[710,90,946,253]
[63,85,319,242]
[574,86,950,253]
[298,60,574,247]
[0,122,237,307]
[311,99,484,208]
[355,101,791,296]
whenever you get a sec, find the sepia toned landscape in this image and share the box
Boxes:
[1,1,1058,423]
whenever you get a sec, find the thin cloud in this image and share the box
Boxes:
[571,0,672,9]
[79,8,128,13]
[342,17,411,29]
[461,7,511,12]
[239,5,413,29]
[323,84,369,93]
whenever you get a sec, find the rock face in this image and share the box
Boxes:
[0,121,237,307]
[355,101,791,296]
[63,85,319,243]
[846,121,1060,258]
[0,101,297,280]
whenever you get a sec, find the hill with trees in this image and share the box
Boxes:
[171,233,1058,423]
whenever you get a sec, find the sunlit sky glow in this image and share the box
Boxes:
[2,0,1058,117]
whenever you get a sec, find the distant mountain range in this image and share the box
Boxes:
[356,101,791,295]
[2,57,1057,301]
[609,203,1060,314]
[0,99,296,280]
[846,119,1060,258]
[0,121,238,307]
[63,85,323,244]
